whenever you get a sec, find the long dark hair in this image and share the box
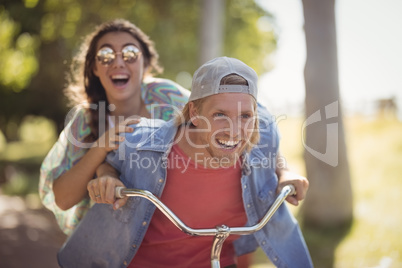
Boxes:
[64,19,162,142]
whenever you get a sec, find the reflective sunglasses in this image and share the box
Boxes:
[96,45,141,65]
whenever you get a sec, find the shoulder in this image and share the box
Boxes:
[142,77,190,105]
[129,117,166,132]
[64,105,91,130]
[63,105,91,141]
[143,77,189,94]
[257,103,279,140]
[123,118,174,146]
[250,103,280,156]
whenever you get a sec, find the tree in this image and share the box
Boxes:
[199,0,224,65]
[0,0,276,138]
[301,0,353,227]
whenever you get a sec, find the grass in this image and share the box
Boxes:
[251,116,402,267]
[335,117,402,268]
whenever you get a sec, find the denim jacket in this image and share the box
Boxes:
[58,107,313,268]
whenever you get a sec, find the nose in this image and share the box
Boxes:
[111,53,125,68]
[222,117,242,138]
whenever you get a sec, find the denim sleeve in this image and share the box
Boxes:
[106,149,124,173]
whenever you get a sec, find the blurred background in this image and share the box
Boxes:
[0,0,401,267]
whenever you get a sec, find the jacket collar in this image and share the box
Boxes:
[135,119,179,153]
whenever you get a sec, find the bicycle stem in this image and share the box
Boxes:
[211,225,230,268]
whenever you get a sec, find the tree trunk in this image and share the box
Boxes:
[199,0,224,65]
[301,0,353,227]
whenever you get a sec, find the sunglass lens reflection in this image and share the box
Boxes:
[96,45,140,65]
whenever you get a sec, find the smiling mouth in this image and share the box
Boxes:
[216,139,241,150]
[111,74,129,86]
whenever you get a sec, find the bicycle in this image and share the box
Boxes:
[115,184,296,268]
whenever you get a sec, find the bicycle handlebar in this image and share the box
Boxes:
[114,184,295,267]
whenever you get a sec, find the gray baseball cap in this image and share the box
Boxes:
[189,57,258,101]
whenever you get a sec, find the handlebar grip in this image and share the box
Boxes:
[286,184,296,196]
[115,186,125,199]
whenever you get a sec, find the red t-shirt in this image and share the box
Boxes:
[129,144,247,268]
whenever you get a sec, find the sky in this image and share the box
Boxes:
[255,0,402,118]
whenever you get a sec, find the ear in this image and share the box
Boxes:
[188,102,199,126]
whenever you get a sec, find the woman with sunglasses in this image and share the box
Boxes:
[39,19,189,236]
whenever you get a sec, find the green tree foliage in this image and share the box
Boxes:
[0,8,39,92]
[0,0,276,139]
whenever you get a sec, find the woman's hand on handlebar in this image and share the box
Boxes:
[277,170,309,206]
[88,163,128,210]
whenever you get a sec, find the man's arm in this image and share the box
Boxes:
[87,162,128,210]
[275,151,309,206]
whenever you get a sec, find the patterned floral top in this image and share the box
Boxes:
[39,78,189,235]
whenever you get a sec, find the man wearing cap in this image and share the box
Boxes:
[58,57,313,268]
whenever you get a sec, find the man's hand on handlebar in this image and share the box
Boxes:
[276,170,309,206]
[88,162,128,210]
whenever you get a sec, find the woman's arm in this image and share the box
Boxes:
[53,146,107,210]
[53,119,137,210]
